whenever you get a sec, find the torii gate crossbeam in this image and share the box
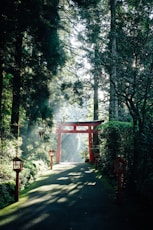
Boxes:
[56,120,104,164]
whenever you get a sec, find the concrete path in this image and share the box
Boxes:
[0,163,147,230]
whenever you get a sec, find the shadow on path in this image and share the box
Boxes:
[0,162,151,230]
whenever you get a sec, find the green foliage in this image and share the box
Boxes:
[98,121,133,177]
[132,124,153,198]
[0,133,51,208]
[98,121,153,203]
[0,158,48,209]
[99,121,133,135]
[20,160,48,190]
[0,182,15,209]
[61,80,84,105]
[73,0,101,8]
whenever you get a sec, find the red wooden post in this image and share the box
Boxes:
[49,150,54,169]
[56,124,61,164]
[13,157,23,202]
[114,156,126,204]
[15,171,20,202]
[88,126,94,163]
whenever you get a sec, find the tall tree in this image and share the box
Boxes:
[109,0,118,120]
[108,0,153,189]
[62,0,108,121]
[0,0,65,138]
[0,0,15,138]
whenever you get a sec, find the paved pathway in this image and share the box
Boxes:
[0,162,147,230]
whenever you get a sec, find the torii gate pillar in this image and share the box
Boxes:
[56,120,104,164]
[56,124,61,164]
[88,126,94,163]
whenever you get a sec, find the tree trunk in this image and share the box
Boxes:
[0,55,3,130]
[10,33,23,138]
[93,46,100,157]
[109,0,118,120]
[0,53,4,152]
[93,74,99,121]
[0,27,5,139]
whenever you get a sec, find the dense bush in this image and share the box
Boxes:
[98,121,153,204]
[98,121,133,189]
[0,182,15,208]
[98,121,133,175]
[0,158,49,209]
[132,126,153,202]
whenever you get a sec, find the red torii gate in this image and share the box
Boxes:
[56,120,104,163]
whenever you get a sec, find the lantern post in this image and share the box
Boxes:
[49,149,54,169]
[114,156,126,204]
[13,157,24,202]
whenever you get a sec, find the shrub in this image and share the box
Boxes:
[98,121,133,179]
